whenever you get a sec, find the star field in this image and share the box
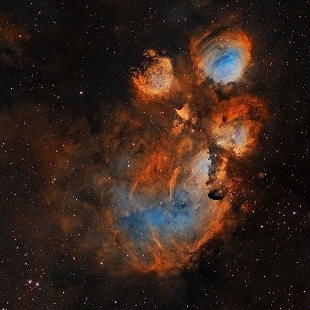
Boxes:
[0,0,309,309]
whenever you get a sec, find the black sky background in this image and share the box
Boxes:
[0,0,309,309]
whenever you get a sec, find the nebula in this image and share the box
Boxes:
[211,97,267,156]
[93,35,267,273]
[0,12,29,67]
[1,1,308,308]
[106,144,229,272]
[191,29,252,85]
[22,27,266,276]
[132,49,174,100]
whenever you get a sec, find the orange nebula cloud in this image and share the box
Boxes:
[0,12,29,45]
[90,38,268,274]
[92,106,241,274]
[210,96,267,156]
[132,49,174,100]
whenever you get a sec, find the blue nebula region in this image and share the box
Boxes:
[204,47,244,84]
[116,188,198,248]
[211,49,241,83]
